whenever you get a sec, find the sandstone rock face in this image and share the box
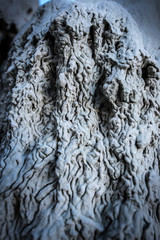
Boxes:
[0,1,160,239]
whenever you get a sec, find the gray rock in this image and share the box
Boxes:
[0,0,160,239]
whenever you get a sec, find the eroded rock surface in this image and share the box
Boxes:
[0,1,160,239]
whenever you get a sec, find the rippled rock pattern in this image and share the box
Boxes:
[0,1,160,239]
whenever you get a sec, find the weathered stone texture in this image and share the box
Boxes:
[0,1,160,239]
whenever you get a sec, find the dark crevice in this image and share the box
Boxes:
[27,8,33,15]
[103,21,111,32]
[44,31,55,53]
[142,65,148,81]
[117,83,123,102]
[0,18,17,65]
[115,41,121,51]
[88,25,96,58]
[44,31,57,103]
[92,71,105,106]
[93,71,113,118]
[31,36,38,47]
[156,203,160,221]
[14,195,21,218]
[102,20,112,47]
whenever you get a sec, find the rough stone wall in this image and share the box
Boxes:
[0,1,160,239]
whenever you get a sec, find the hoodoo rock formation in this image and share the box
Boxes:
[0,0,160,239]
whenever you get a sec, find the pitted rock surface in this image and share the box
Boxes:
[0,1,160,239]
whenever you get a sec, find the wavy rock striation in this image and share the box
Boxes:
[0,1,160,239]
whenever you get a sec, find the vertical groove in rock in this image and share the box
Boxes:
[0,1,160,239]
